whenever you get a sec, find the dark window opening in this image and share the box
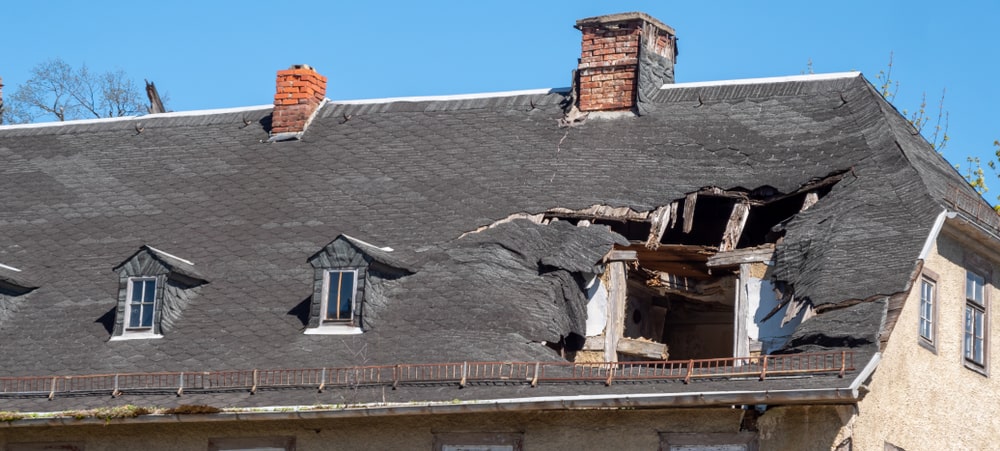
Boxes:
[659,196,735,246]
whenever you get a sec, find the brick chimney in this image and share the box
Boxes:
[575,12,677,112]
[270,64,327,138]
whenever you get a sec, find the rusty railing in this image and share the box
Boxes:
[0,351,855,399]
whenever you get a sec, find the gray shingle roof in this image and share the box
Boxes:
[0,72,982,411]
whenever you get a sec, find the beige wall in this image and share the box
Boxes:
[850,229,1000,450]
[0,405,855,451]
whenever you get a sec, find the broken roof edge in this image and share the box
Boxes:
[659,71,862,90]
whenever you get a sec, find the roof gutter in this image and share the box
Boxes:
[919,209,949,260]
[3,354,882,429]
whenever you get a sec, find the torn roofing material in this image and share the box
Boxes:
[379,220,626,346]
[0,72,985,408]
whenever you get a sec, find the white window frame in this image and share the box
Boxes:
[918,270,938,352]
[126,277,157,330]
[305,269,362,335]
[964,269,989,374]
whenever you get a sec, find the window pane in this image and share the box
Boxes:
[130,304,142,327]
[143,279,156,302]
[131,281,144,301]
[339,272,355,318]
[326,271,356,321]
[141,304,154,328]
[967,271,985,304]
[326,272,339,319]
[919,279,933,341]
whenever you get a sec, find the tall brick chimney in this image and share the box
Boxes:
[270,64,327,138]
[575,12,677,112]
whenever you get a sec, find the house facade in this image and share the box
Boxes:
[1,12,998,451]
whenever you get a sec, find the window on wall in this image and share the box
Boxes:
[127,277,157,330]
[659,432,758,450]
[323,270,357,323]
[207,436,295,451]
[918,272,938,351]
[433,433,523,451]
[964,270,988,371]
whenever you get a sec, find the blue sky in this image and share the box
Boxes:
[3,1,998,191]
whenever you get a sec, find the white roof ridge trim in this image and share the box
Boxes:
[660,71,862,90]
[331,87,570,105]
[343,234,394,252]
[146,246,196,266]
[0,104,273,131]
[0,263,22,272]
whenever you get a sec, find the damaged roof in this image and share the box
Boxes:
[0,71,982,411]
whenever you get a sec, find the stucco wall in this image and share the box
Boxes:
[1,408,749,451]
[850,230,1000,450]
[0,405,857,451]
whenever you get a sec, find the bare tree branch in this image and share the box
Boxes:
[8,58,152,122]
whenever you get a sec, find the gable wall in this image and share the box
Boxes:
[849,229,1000,450]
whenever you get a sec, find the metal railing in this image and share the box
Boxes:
[0,351,854,400]
[947,185,1000,232]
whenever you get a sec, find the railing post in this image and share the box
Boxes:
[459,362,468,388]
[112,374,121,397]
[684,359,694,384]
[318,368,326,392]
[531,362,540,387]
[759,356,769,381]
[251,369,258,395]
[48,376,57,400]
[392,365,400,390]
[177,372,184,396]
[838,351,847,378]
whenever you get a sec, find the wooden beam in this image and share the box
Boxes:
[583,335,605,351]
[682,192,697,234]
[604,261,627,363]
[644,205,672,249]
[734,263,750,359]
[669,201,679,229]
[616,338,668,360]
[706,245,775,268]
[801,191,819,211]
[607,250,638,261]
[719,201,750,252]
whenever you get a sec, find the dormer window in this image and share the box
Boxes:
[323,270,357,323]
[305,235,413,335]
[0,262,38,324]
[127,277,158,330]
[110,246,207,341]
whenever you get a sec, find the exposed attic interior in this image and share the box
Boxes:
[484,171,846,363]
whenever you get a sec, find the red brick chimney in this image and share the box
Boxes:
[271,64,327,137]
[575,12,677,112]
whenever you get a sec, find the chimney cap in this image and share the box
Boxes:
[288,64,313,70]
[575,12,675,35]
